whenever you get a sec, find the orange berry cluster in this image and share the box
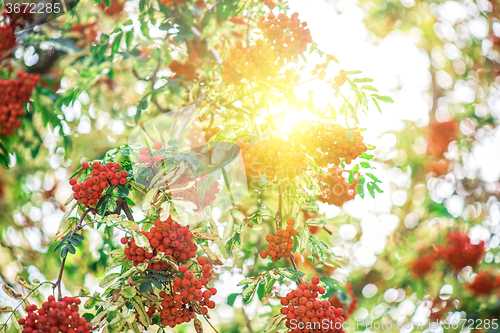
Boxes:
[138,141,164,165]
[260,219,297,261]
[236,138,307,180]
[222,40,279,84]
[171,172,220,212]
[257,13,311,60]
[258,0,275,9]
[438,232,485,272]
[309,55,336,78]
[466,271,500,297]
[427,119,458,156]
[69,161,128,208]
[144,258,216,328]
[18,296,92,333]
[331,70,347,89]
[122,217,198,268]
[159,0,185,7]
[222,12,312,84]
[168,60,200,82]
[317,166,358,207]
[293,123,368,166]
[281,277,346,333]
[0,71,39,136]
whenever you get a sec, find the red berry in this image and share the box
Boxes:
[153,141,163,150]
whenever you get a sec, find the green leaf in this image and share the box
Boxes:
[372,94,394,103]
[361,85,378,92]
[67,243,76,254]
[100,34,110,43]
[111,33,123,58]
[356,175,365,199]
[359,153,374,160]
[139,281,152,293]
[149,277,162,290]
[299,223,310,254]
[371,97,381,114]
[305,218,326,226]
[227,293,239,306]
[131,296,149,327]
[121,286,137,298]
[348,165,359,184]
[353,78,373,83]
[242,280,259,304]
[61,246,69,258]
[99,273,120,288]
[346,70,362,75]
[366,173,381,183]
[69,237,81,247]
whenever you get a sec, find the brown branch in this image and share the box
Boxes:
[52,207,96,300]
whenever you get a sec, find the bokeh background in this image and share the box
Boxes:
[1,0,500,331]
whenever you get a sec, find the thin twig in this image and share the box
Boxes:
[241,308,254,333]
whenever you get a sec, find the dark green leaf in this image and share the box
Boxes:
[139,281,152,293]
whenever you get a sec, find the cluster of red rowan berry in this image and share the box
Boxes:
[257,12,312,60]
[171,172,220,212]
[70,22,99,46]
[409,232,485,278]
[438,232,485,271]
[69,161,128,208]
[258,0,275,9]
[329,283,358,319]
[466,271,500,297]
[236,138,308,180]
[408,249,437,279]
[168,60,200,82]
[0,24,16,55]
[0,71,39,136]
[144,257,217,328]
[123,217,198,268]
[281,276,345,332]
[292,123,368,166]
[260,219,296,261]
[222,13,312,84]
[427,119,458,156]
[317,166,358,207]
[18,296,92,333]
[221,40,279,84]
[0,6,32,56]
[138,141,164,165]
[159,0,185,7]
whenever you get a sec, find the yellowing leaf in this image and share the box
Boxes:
[55,217,79,241]
[0,306,13,313]
[131,296,149,327]
[200,244,223,265]
[99,273,120,288]
[15,276,32,290]
[2,284,22,299]
[193,232,220,242]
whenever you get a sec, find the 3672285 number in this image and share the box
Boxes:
[4,2,62,14]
